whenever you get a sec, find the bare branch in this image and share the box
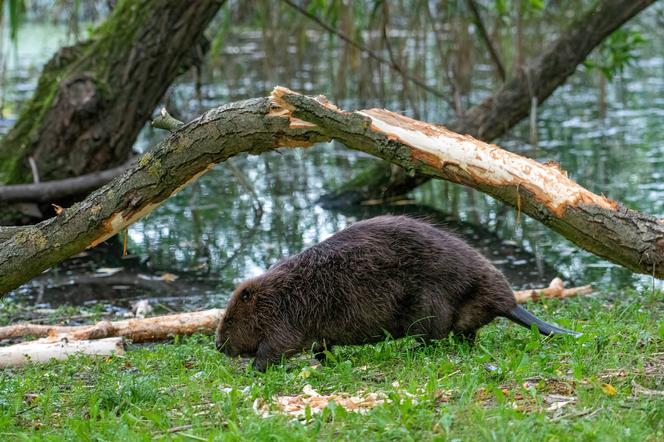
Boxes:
[465,0,506,82]
[281,0,446,99]
[0,161,132,203]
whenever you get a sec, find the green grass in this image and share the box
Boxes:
[1,290,663,441]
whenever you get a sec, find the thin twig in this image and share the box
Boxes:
[28,157,40,183]
[423,2,458,112]
[281,0,445,99]
[632,380,664,397]
[381,1,420,119]
[465,0,506,82]
[168,424,193,433]
[549,407,601,422]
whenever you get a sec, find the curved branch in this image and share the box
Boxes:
[1,88,662,295]
[272,87,664,279]
[0,97,328,294]
[320,0,656,206]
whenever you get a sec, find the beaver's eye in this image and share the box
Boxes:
[240,288,252,302]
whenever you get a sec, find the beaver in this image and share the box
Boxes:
[215,215,580,371]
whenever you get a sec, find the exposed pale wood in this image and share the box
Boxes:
[272,87,664,279]
[0,337,124,368]
[514,278,593,304]
[0,309,224,342]
[320,0,656,207]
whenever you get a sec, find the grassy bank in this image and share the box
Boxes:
[1,290,663,441]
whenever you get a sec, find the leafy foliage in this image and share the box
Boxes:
[586,29,647,81]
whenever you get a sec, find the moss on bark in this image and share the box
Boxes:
[0,0,224,213]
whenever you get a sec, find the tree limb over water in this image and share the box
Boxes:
[319,0,657,207]
[0,87,662,295]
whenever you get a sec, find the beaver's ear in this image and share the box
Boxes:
[240,287,253,302]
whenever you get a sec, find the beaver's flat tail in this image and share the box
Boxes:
[504,305,581,337]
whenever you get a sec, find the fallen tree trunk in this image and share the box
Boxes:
[0,309,224,342]
[0,337,124,368]
[0,88,662,295]
[319,0,656,207]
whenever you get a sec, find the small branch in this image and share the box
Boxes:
[281,0,446,99]
[514,278,593,304]
[0,337,124,368]
[465,0,506,82]
[152,107,185,132]
[0,161,132,203]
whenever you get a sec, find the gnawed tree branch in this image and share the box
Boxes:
[0,88,662,296]
[272,87,664,278]
[0,97,328,294]
[513,278,593,304]
[0,309,223,342]
[320,0,656,207]
[0,338,124,368]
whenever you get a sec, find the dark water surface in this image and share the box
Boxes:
[1,19,662,312]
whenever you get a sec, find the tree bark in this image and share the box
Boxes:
[0,96,328,294]
[0,88,662,295]
[318,0,656,208]
[0,0,225,222]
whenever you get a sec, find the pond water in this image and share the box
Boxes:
[1,14,663,313]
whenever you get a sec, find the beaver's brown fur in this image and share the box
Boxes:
[216,215,578,371]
